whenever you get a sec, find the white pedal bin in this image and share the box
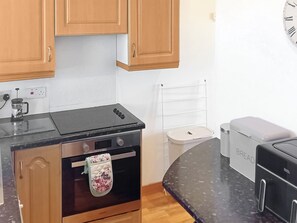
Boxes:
[230,117,291,182]
[167,126,213,165]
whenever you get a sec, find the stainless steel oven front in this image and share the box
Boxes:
[61,131,141,222]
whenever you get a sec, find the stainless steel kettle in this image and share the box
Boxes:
[11,88,29,122]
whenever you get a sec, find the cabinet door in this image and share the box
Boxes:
[56,0,128,35]
[90,210,141,223]
[0,0,55,82]
[130,0,179,68]
[15,145,61,223]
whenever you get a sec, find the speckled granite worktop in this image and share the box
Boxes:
[0,108,145,223]
[162,138,283,223]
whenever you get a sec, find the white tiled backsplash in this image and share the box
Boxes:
[0,35,117,119]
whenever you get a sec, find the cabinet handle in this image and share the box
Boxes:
[72,151,136,168]
[19,199,24,209]
[19,161,23,179]
[132,43,136,58]
[48,46,52,62]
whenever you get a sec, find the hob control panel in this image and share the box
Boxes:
[113,108,125,119]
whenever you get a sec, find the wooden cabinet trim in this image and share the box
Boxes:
[63,200,141,223]
[90,210,141,223]
[0,71,54,82]
[116,60,179,71]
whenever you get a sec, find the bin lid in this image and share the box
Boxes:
[167,126,213,145]
[230,116,291,142]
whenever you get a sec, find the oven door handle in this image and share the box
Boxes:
[71,151,137,168]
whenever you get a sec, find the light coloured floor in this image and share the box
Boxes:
[142,183,193,223]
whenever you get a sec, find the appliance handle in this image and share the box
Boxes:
[258,179,267,212]
[290,200,297,223]
[23,102,29,115]
[71,151,136,168]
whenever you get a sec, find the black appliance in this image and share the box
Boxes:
[62,131,141,221]
[50,104,138,135]
[255,139,297,223]
[50,104,144,222]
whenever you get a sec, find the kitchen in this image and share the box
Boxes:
[0,0,296,222]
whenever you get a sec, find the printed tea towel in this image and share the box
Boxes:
[82,153,113,197]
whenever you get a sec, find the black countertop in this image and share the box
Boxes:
[0,105,145,223]
[162,138,283,223]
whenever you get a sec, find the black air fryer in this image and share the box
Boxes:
[255,139,297,223]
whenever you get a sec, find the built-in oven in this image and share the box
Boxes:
[61,130,141,223]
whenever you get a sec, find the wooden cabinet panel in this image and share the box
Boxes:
[56,0,128,35]
[91,210,141,223]
[15,145,61,223]
[116,0,179,71]
[130,0,179,66]
[0,0,55,82]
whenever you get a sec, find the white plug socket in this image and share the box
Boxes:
[23,87,47,99]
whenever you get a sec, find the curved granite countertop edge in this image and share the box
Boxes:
[162,138,283,223]
[0,113,145,223]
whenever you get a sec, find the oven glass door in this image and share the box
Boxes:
[62,146,140,217]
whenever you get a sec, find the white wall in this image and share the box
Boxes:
[0,35,117,118]
[50,35,117,111]
[116,0,216,186]
[213,0,297,134]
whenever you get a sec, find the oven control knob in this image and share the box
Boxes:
[116,137,124,147]
[83,143,90,153]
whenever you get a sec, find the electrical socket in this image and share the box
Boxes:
[23,87,47,99]
[0,90,11,102]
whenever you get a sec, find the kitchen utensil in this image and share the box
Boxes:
[11,88,29,122]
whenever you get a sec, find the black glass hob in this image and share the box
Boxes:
[0,117,55,138]
[50,104,138,135]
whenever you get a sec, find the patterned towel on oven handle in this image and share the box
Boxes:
[81,153,113,197]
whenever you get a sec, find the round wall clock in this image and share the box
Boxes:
[284,0,297,44]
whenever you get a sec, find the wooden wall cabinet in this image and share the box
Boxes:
[0,0,55,82]
[14,145,61,223]
[116,0,180,71]
[55,0,128,35]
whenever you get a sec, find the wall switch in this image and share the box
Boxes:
[23,87,47,99]
[0,90,11,102]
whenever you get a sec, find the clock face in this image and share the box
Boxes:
[284,1,297,44]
